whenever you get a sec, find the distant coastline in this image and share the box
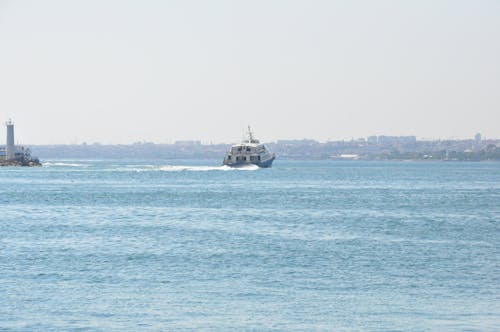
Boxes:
[28,137,500,161]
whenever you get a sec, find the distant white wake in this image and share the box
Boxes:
[158,164,259,172]
[42,162,88,167]
[42,162,260,172]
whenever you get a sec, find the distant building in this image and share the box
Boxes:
[367,136,378,143]
[276,139,319,145]
[339,154,359,159]
[474,133,482,142]
[377,136,416,145]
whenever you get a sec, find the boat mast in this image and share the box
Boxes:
[247,125,254,142]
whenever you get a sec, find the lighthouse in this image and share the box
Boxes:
[6,119,15,160]
[0,120,39,166]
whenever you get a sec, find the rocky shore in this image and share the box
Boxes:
[0,158,41,167]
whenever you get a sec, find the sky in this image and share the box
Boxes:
[0,0,499,144]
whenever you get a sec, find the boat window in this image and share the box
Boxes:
[227,155,231,160]
[246,147,251,152]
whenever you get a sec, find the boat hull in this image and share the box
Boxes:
[223,155,275,168]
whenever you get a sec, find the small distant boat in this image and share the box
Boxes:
[223,126,275,168]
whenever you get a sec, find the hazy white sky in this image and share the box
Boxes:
[0,0,499,144]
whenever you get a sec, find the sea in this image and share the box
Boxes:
[0,159,499,331]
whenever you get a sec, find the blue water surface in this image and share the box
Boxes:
[0,159,499,331]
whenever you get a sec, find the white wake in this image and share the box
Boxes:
[158,164,259,172]
[42,162,89,167]
[42,162,260,172]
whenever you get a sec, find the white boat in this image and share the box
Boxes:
[223,126,275,168]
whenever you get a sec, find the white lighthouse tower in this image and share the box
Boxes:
[6,119,15,160]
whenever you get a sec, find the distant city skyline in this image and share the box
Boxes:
[1,0,499,144]
[0,120,494,146]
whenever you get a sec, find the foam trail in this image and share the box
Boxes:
[158,164,259,172]
[42,162,89,167]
